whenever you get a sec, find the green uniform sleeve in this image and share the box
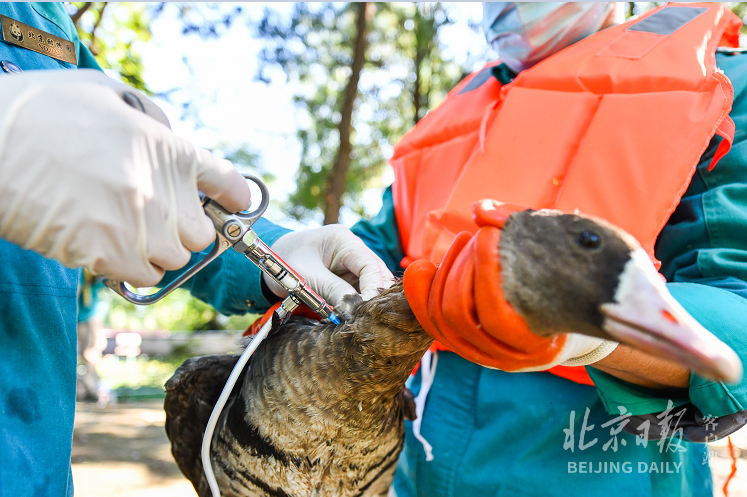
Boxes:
[588,52,747,418]
[669,284,747,416]
[168,185,400,316]
[178,185,403,315]
[588,282,747,417]
[350,186,405,276]
[160,218,290,316]
[77,42,101,70]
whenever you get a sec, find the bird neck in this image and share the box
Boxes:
[330,284,433,425]
[242,283,432,435]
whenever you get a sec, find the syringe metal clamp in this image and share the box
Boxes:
[275,295,301,325]
[238,228,338,322]
[202,200,247,243]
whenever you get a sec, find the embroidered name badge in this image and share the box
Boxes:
[0,15,77,65]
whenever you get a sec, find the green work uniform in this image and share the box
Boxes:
[0,4,290,495]
[351,52,747,497]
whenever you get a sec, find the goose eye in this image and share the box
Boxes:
[577,231,601,249]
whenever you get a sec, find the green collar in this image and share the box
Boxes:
[491,62,518,85]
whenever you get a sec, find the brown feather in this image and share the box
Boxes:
[165,282,431,497]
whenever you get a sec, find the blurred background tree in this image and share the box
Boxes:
[68,2,260,334]
[68,2,244,95]
[100,287,258,332]
[256,3,376,224]
[69,2,153,92]
[68,1,746,336]
[255,2,483,224]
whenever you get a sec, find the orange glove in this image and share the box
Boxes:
[403,200,614,372]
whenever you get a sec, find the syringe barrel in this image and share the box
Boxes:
[237,229,335,320]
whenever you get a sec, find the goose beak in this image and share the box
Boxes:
[599,250,743,384]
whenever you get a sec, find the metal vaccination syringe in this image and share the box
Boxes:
[103,172,340,326]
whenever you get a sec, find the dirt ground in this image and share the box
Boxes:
[72,400,747,497]
[72,401,196,496]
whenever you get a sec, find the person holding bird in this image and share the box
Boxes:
[3,2,747,497]
[347,3,747,496]
[168,4,747,497]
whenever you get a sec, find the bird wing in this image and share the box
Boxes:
[164,354,244,489]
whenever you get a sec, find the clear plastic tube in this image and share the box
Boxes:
[201,318,273,497]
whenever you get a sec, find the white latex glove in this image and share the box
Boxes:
[506,335,617,372]
[558,336,618,367]
[0,69,250,286]
[263,225,395,312]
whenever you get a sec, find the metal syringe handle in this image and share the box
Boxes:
[235,229,339,323]
[103,172,270,306]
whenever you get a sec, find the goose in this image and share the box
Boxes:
[165,287,426,497]
[164,208,742,497]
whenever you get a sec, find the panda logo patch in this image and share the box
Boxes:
[9,22,22,42]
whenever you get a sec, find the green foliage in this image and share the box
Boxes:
[257,4,371,221]
[222,145,276,185]
[726,3,747,34]
[171,3,244,38]
[256,3,477,222]
[69,2,154,93]
[377,3,468,123]
[98,353,178,391]
[101,287,259,332]
[68,3,247,95]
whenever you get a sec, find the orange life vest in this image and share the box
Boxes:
[390,3,741,386]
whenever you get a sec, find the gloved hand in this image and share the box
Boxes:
[0,69,250,286]
[403,199,617,372]
[263,225,395,312]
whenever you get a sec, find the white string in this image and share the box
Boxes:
[412,349,438,462]
[202,319,273,497]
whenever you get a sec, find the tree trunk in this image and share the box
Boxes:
[88,3,108,56]
[413,45,425,124]
[412,9,426,125]
[323,2,369,225]
[70,2,93,25]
